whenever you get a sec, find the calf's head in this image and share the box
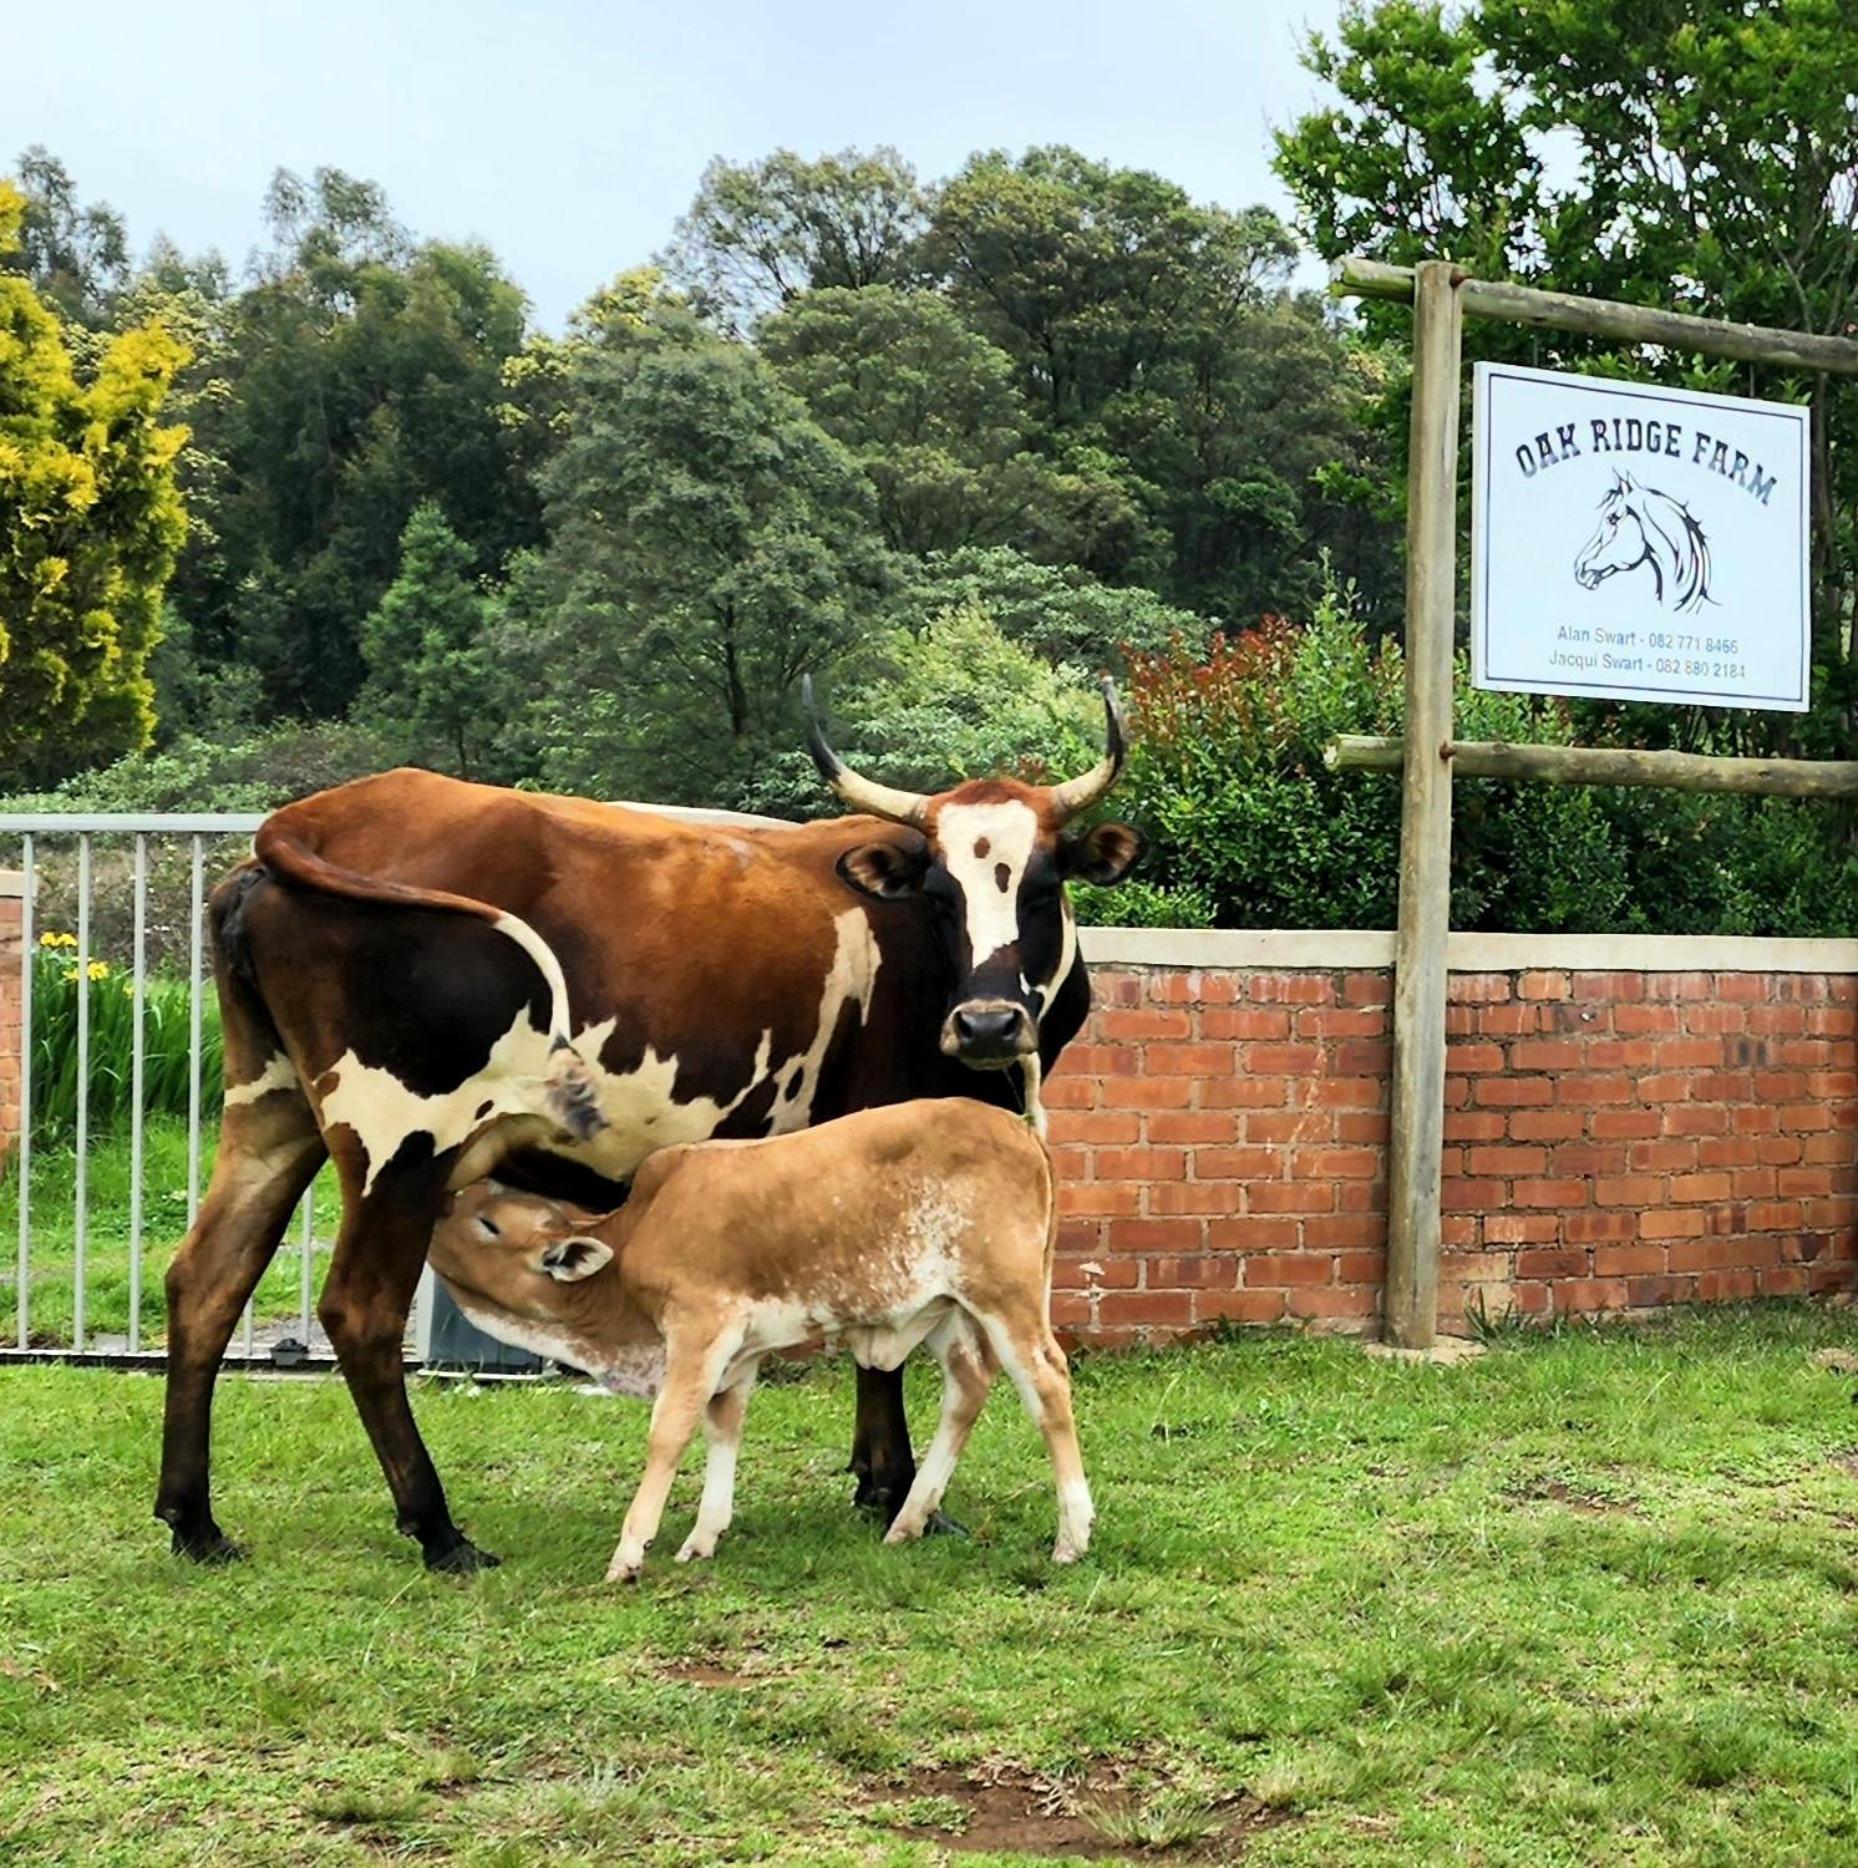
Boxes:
[806,677,1141,1068]
[429,1182,613,1324]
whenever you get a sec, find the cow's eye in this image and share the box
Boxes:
[476,1216,501,1240]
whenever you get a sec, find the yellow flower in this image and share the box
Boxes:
[39,931,77,949]
[61,968,77,983]
[87,960,109,981]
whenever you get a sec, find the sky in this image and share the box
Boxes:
[16,0,1345,330]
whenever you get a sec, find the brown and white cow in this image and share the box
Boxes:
[157,686,1139,1570]
[428,1099,1090,1579]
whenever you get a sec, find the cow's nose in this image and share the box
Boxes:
[954,1006,1019,1048]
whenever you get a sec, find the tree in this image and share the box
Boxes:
[166,170,542,719]
[4,147,130,328]
[662,148,928,332]
[0,182,189,785]
[1274,0,1858,732]
[356,505,496,775]
[505,319,891,803]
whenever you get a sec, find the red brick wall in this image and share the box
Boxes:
[1049,953,1858,1344]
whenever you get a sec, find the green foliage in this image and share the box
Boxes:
[506,318,891,804]
[1122,586,1858,935]
[1275,0,1858,728]
[356,504,496,776]
[26,939,220,1143]
[661,147,928,331]
[0,181,190,788]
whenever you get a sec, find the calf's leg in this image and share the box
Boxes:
[157,1095,325,1561]
[884,1314,995,1547]
[676,1371,755,1564]
[980,1311,1093,1563]
[318,1153,493,1573]
[609,1325,737,1582]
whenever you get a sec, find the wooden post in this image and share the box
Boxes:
[1385,261,1464,1350]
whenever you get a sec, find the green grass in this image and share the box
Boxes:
[7,1309,1858,1862]
[0,1120,338,1349]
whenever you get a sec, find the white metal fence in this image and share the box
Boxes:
[0,812,344,1367]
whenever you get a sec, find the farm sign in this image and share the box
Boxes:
[1471,363,1810,712]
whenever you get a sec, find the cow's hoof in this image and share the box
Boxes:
[425,1538,501,1575]
[924,1510,969,1540]
[171,1526,247,1565]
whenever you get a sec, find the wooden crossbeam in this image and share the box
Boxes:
[1326,735,1858,800]
[1335,256,1858,377]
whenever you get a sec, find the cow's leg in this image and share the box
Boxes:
[980,1310,1093,1564]
[675,1370,755,1565]
[884,1315,995,1547]
[609,1323,735,1582]
[317,1154,491,1573]
[157,1093,325,1561]
[849,1363,917,1520]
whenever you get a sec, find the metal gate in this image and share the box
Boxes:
[0,813,481,1371]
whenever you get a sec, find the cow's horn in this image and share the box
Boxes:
[1049,678,1128,822]
[802,676,932,829]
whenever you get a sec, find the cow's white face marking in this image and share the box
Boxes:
[315,907,882,1196]
[225,1051,299,1107]
[936,800,1040,968]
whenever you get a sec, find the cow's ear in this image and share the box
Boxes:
[535,1236,613,1282]
[837,838,929,901]
[1060,822,1143,886]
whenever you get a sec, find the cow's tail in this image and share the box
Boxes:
[253,821,607,1141]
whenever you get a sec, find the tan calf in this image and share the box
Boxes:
[428,1099,1091,1580]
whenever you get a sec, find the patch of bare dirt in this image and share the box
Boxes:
[879,1758,1288,1861]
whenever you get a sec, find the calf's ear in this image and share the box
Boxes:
[535,1236,614,1282]
[1059,822,1143,886]
[837,837,930,901]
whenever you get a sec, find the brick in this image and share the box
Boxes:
[1518,970,1571,1001]
[1511,1039,1586,1072]
[1483,1213,1561,1245]
[1097,1291,1196,1327]
[1095,1146,1188,1181]
[1149,971,1241,1004]
[1613,1003,1682,1033]
[1098,1008,1193,1042]
[1150,1183,1246,1216]
[1199,1077,1287,1109]
[1442,1177,1505,1211]
[1145,1041,1238,1076]
[1564,1210,1638,1244]
[1246,1043,1322,1075]
[1478,1003,1549,1036]
[1467,1145,1550,1177]
[1335,1039,1392,1074]
[1655,1038,1725,1069]
[1586,1039,1660,1070]
[1474,1077,1555,1107]
[1104,1218,1205,1255]
[1336,1112,1392,1145]
[1243,1253,1333,1287]
[1051,1110,1144,1146]
[1146,1112,1238,1145]
[1295,1007,1387,1040]
[1246,1110,1333,1144]
[1626,1274,1696,1308]
[1551,1278,1632,1314]
[1120,1078,1196,1110]
[1308,1078,1387,1109]
[1556,1073,1634,1107]
[1146,1254,1239,1291]
[1573,971,1644,1001]
[1670,1171,1733,1204]
[1640,1208,1708,1241]
[1053,1255,1140,1289]
[1343,972,1393,1006]
[1513,1178,1589,1209]
[1042,1076,1098,1109]
[1306,1218,1387,1251]
[1064,1043,1139,1078]
[1285,1285,1377,1320]
[1248,973,1335,1005]
[1685,1004,1747,1034]
[1447,1042,1506,1074]
[1781,1103,1835,1133]
[1195,1145,1280,1180]
[1590,1109,1663,1140]
[1057,1182,1144,1217]
[1194,1288,1288,1324]
[1594,1243,1667,1277]
[1596,1174,1666,1208]
[1662,1104,1730,1137]
[1297,1147,1381,1181]
[1517,1247,1588,1280]
[1335,1247,1388,1283]
[1199,1008,1292,1040]
[1206,1216,1301,1251]
[1449,973,1513,1004]
[1630,1138,1697,1173]
[1247,1182,1336,1214]
[1445,1110,1509,1143]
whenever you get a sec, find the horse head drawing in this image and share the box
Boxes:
[1573,471,1713,613]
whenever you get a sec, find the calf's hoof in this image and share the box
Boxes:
[605,1548,646,1584]
[171,1525,248,1565]
[1051,1538,1089,1565]
[424,1537,501,1575]
[674,1534,720,1564]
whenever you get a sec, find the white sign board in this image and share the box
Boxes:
[1471,363,1810,711]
